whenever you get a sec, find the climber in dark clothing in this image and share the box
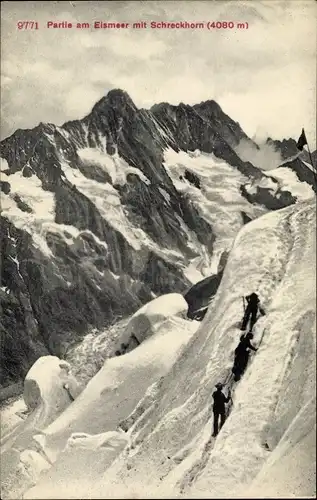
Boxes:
[241,292,265,331]
[235,332,257,355]
[212,383,231,437]
[232,332,257,381]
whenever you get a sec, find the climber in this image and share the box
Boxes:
[212,383,231,437]
[241,292,265,331]
[232,332,257,381]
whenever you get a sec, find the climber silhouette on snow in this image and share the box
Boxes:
[210,294,265,434]
[212,383,231,437]
[241,292,265,331]
[232,332,257,381]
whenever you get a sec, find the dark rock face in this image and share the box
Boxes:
[184,170,201,189]
[1,180,11,194]
[0,219,49,384]
[266,138,316,188]
[151,101,262,180]
[240,181,297,210]
[310,150,317,167]
[116,178,194,253]
[184,250,228,320]
[0,89,301,386]
[184,270,224,320]
[22,165,34,178]
[13,194,33,213]
[140,252,189,296]
[241,211,253,225]
[77,160,112,184]
[266,137,299,160]
[193,100,257,150]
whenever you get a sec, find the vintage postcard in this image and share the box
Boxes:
[1,1,316,499]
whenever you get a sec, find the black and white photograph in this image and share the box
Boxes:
[0,1,316,498]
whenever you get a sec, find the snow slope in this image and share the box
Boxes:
[1,168,56,257]
[267,166,314,200]
[0,357,82,499]
[1,302,199,499]
[246,395,316,498]
[164,148,268,275]
[121,293,188,345]
[1,357,81,454]
[21,200,315,499]
[35,316,198,465]
[1,398,27,437]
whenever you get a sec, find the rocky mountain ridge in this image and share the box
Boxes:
[0,89,314,387]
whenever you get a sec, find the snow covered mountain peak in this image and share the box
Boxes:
[0,90,315,393]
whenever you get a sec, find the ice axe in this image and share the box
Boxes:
[228,389,233,403]
[239,296,246,330]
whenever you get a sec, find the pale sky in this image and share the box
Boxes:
[1,0,316,146]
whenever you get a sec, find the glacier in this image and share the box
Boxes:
[1,199,315,499]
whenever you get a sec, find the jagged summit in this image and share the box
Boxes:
[1,122,52,144]
[194,98,221,111]
[266,137,299,159]
[150,99,222,119]
[150,101,171,111]
[91,88,137,116]
[106,88,132,100]
[151,98,220,111]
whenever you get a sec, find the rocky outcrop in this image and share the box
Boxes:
[241,211,253,225]
[266,137,316,192]
[151,101,262,179]
[278,157,317,193]
[184,252,229,320]
[193,100,257,150]
[184,170,201,189]
[266,137,299,160]
[0,89,302,386]
[0,219,49,385]
[184,271,224,320]
[240,181,297,210]
[1,180,11,194]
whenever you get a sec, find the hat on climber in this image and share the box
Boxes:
[215,382,223,389]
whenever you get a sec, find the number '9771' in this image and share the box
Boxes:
[17,21,39,30]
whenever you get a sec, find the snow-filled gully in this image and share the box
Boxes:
[146,203,312,496]
[157,209,297,493]
[188,203,315,497]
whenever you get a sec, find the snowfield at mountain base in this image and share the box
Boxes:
[1,199,314,499]
[1,298,200,499]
